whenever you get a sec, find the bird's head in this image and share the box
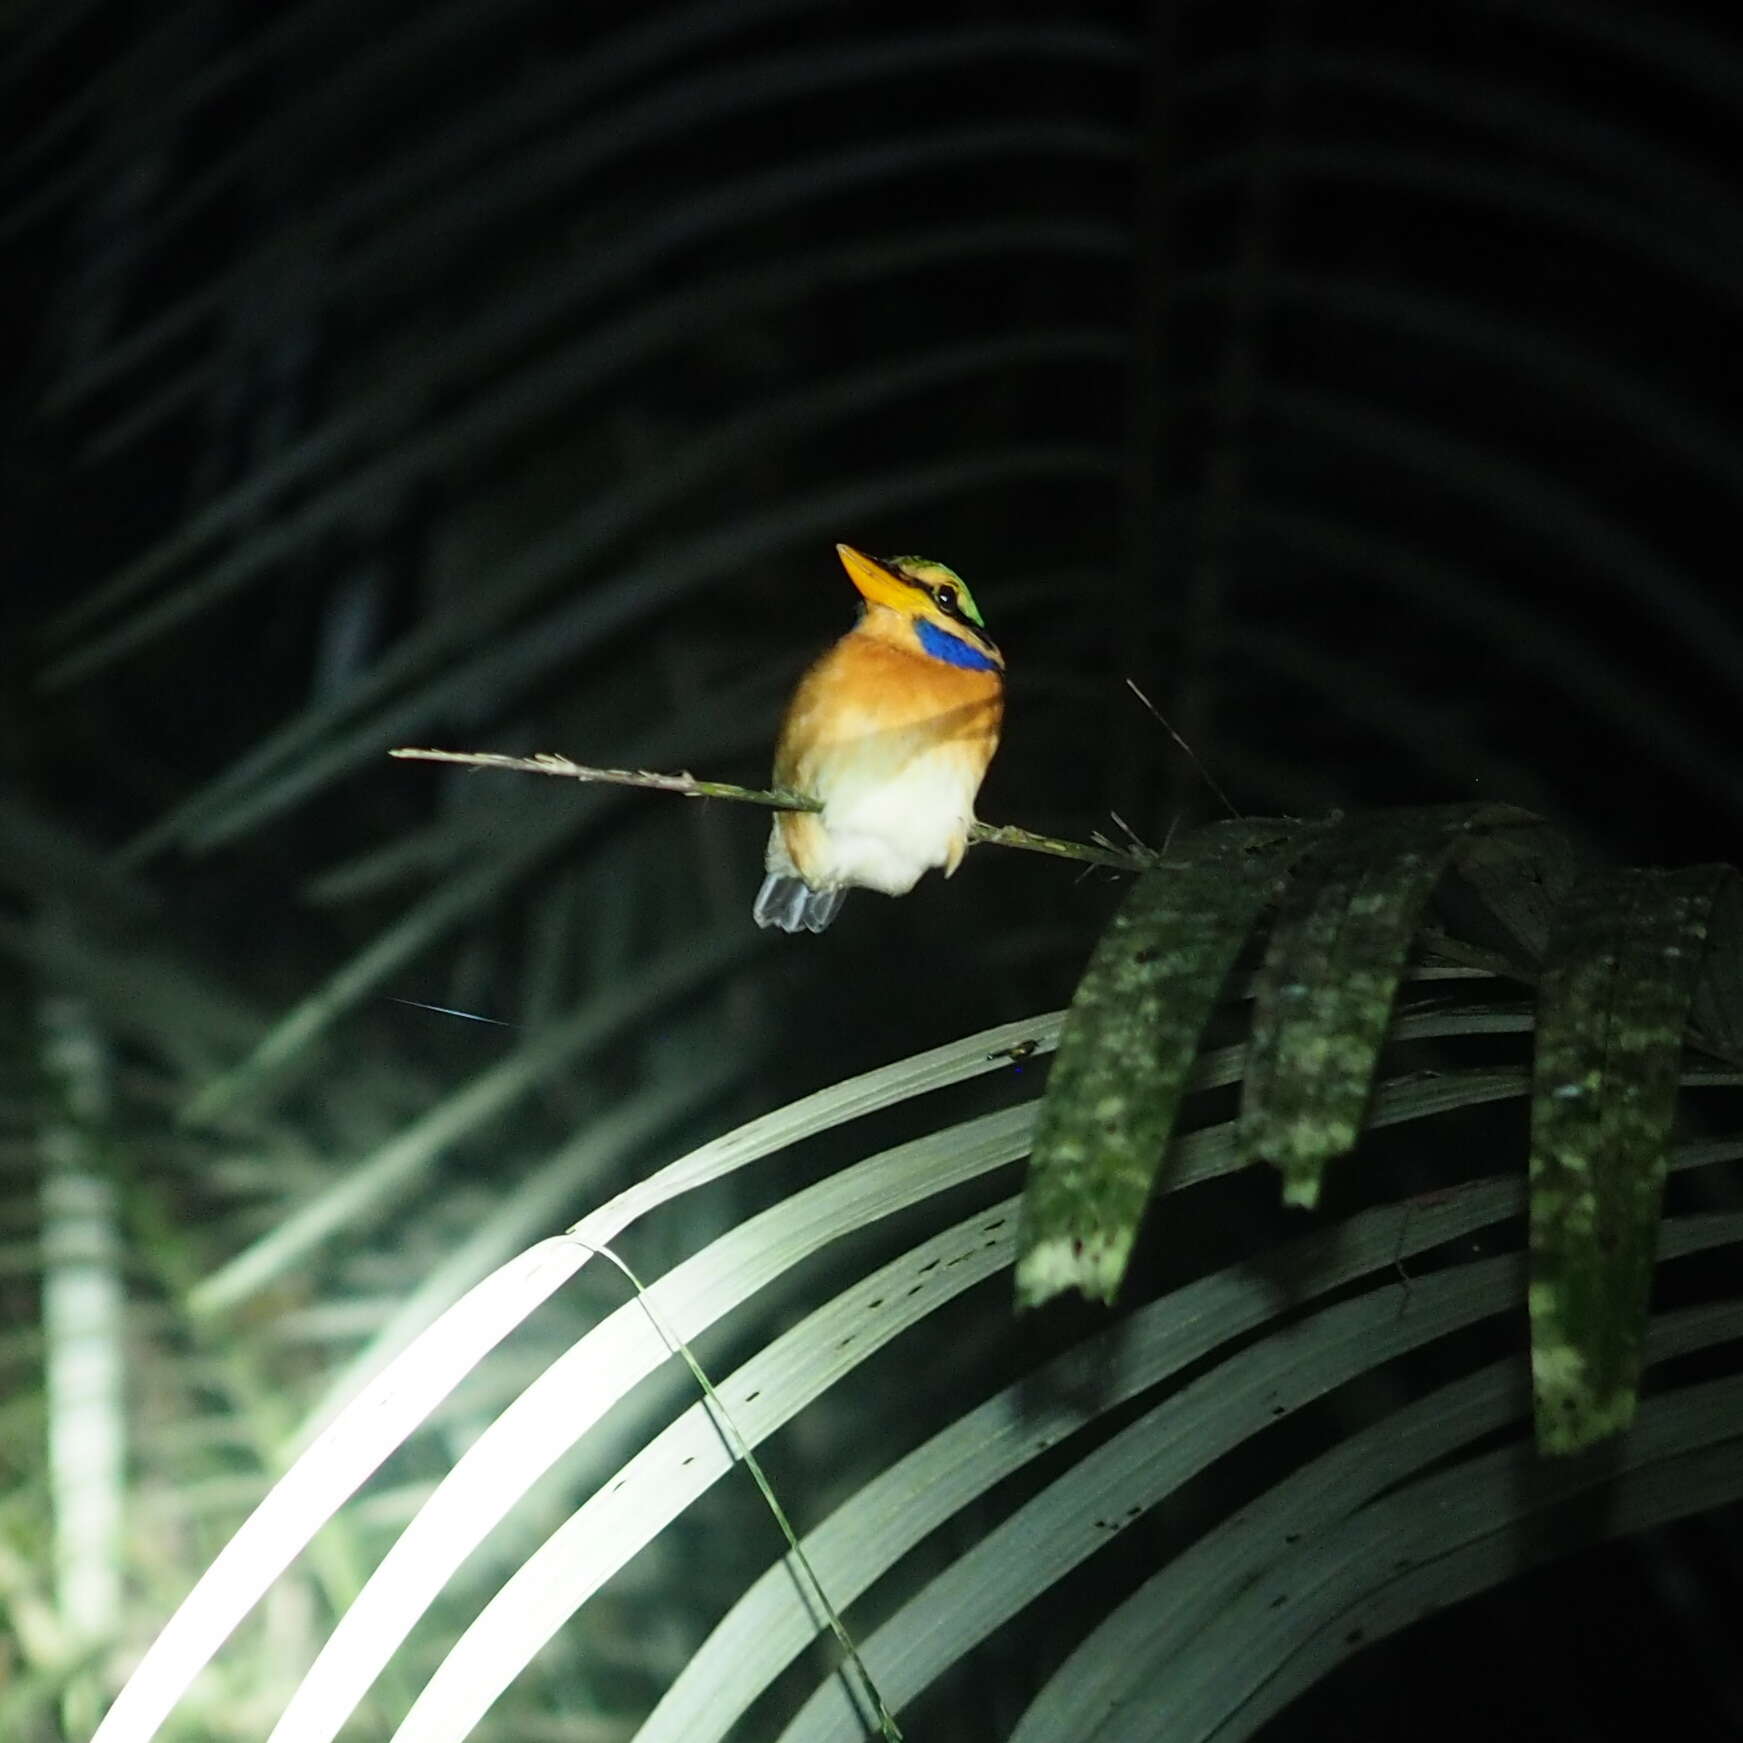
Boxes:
[834,543,1003,673]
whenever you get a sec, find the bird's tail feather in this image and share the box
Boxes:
[753,874,846,934]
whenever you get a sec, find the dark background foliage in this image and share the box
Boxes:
[4,1,1742,1738]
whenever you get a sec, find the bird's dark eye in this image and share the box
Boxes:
[935,584,960,618]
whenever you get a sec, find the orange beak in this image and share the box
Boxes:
[835,543,915,614]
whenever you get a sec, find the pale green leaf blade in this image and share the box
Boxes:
[1012,1293,1743,1743]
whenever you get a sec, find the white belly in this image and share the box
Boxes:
[812,743,982,895]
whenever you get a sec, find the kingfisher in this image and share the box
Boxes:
[753,543,1005,933]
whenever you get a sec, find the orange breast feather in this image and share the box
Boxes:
[773,631,1003,887]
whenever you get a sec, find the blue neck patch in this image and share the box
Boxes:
[916,617,999,671]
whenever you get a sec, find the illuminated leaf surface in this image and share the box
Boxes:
[1015,821,1311,1306]
[1238,807,1489,1205]
[1528,863,1731,1452]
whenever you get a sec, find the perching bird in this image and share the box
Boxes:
[753,543,1004,933]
